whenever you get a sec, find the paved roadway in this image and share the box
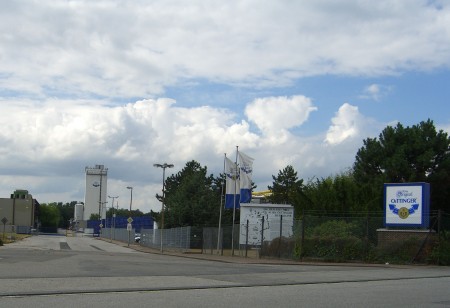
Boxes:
[0,235,449,307]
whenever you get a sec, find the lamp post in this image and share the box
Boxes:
[153,163,174,253]
[108,195,118,242]
[96,201,107,236]
[92,181,101,217]
[126,187,133,214]
[126,186,133,246]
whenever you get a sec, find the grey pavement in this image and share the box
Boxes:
[1,234,449,307]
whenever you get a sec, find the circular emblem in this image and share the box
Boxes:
[398,207,409,219]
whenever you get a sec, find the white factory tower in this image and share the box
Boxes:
[84,165,108,220]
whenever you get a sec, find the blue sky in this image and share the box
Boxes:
[0,0,449,213]
[167,70,450,136]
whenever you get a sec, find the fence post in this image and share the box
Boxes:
[301,214,305,261]
[278,215,283,259]
[438,210,442,265]
[260,216,265,259]
[245,220,249,258]
[412,212,438,264]
[365,214,370,262]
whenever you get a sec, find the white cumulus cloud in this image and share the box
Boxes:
[245,95,318,137]
[325,103,363,145]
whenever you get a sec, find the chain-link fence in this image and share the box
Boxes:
[139,227,193,252]
[203,211,450,265]
[101,226,196,253]
[101,212,450,264]
[202,224,241,256]
[101,227,135,243]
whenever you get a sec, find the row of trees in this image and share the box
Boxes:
[38,202,153,229]
[39,202,77,229]
[269,119,450,216]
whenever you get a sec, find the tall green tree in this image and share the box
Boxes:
[301,171,362,214]
[268,165,306,217]
[39,203,60,228]
[268,165,303,204]
[353,119,450,212]
[161,160,223,228]
[89,213,100,220]
[56,201,76,228]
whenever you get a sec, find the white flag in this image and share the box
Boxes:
[238,151,254,203]
[225,157,240,209]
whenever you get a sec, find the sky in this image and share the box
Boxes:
[1,0,450,213]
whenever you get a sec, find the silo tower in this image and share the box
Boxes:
[84,165,108,220]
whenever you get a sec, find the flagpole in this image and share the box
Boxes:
[231,145,239,256]
[216,153,226,255]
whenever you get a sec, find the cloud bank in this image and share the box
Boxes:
[0,96,379,212]
[1,1,449,99]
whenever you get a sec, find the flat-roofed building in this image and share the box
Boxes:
[0,189,38,233]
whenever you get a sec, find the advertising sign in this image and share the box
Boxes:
[384,183,430,228]
[239,204,294,245]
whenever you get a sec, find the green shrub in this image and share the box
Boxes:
[307,220,361,238]
[429,231,450,265]
[262,236,299,259]
[373,237,422,264]
[302,235,366,262]
[298,220,368,262]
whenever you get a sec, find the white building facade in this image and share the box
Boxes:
[84,165,108,220]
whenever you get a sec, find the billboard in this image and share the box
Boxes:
[239,203,294,245]
[384,183,430,228]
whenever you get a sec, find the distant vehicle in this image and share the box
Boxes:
[135,233,141,243]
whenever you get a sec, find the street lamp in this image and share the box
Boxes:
[126,187,133,214]
[108,195,118,242]
[126,186,133,246]
[108,195,119,212]
[92,181,102,219]
[99,201,107,236]
[153,163,174,253]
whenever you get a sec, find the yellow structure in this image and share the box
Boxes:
[250,190,272,204]
[0,189,37,233]
[252,190,272,198]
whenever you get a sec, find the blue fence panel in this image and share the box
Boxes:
[87,216,154,235]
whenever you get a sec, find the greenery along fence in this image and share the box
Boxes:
[257,212,450,265]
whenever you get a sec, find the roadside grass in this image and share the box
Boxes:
[0,233,30,245]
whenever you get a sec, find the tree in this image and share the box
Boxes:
[301,171,362,214]
[268,165,306,217]
[56,201,76,228]
[268,165,303,204]
[353,119,450,212]
[105,208,144,218]
[39,203,60,229]
[161,160,223,228]
[89,213,100,220]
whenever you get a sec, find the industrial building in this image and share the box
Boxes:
[83,164,108,221]
[69,164,109,233]
[0,189,39,233]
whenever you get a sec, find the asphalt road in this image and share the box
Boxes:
[1,235,449,307]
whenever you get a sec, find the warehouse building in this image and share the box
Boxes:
[0,189,39,234]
